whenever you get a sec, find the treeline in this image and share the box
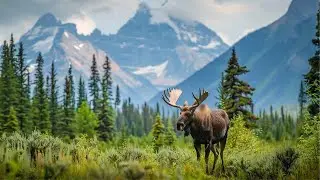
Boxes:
[0,35,119,141]
[0,34,176,142]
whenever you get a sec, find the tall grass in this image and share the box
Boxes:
[0,115,318,179]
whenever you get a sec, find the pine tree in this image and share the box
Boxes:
[16,42,30,133]
[89,54,100,113]
[114,85,121,109]
[32,53,50,133]
[72,102,98,138]
[46,75,50,98]
[165,119,176,146]
[104,56,113,102]
[304,6,320,116]
[4,107,19,133]
[223,48,256,124]
[298,81,307,118]
[68,65,75,110]
[280,106,285,123]
[49,61,59,135]
[62,68,74,137]
[151,114,165,151]
[97,56,115,141]
[216,72,226,109]
[77,76,87,108]
[9,34,17,73]
[0,40,19,133]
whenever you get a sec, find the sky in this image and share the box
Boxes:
[0,0,292,45]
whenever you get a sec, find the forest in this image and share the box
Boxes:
[0,6,319,180]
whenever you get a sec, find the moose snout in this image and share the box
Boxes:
[177,122,185,131]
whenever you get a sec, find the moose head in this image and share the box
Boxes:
[162,88,209,131]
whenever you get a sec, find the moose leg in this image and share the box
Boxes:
[194,143,201,161]
[220,137,227,172]
[205,143,211,174]
[210,143,219,174]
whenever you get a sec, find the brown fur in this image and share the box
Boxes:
[178,105,230,174]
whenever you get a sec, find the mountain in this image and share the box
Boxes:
[150,0,318,111]
[83,3,229,88]
[19,13,158,103]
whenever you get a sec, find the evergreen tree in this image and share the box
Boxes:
[62,71,74,137]
[151,114,165,151]
[223,48,256,124]
[142,102,150,134]
[9,34,17,73]
[0,40,19,133]
[4,107,19,133]
[104,56,113,102]
[298,81,307,118]
[216,72,226,109]
[97,56,115,141]
[49,61,59,135]
[304,6,320,116]
[270,105,274,123]
[32,53,50,133]
[46,75,50,98]
[77,76,87,108]
[72,102,98,138]
[114,85,121,109]
[165,119,176,146]
[68,65,75,110]
[16,42,30,133]
[89,54,100,113]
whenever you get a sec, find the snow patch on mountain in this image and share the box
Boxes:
[32,35,55,53]
[199,40,221,49]
[133,60,168,78]
[64,32,69,38]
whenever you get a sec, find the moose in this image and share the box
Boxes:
[162,88,230,174]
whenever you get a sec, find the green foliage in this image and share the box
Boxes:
[97,56,115,141]
[77,76,87,108]
[49,61,59,136]
[151,114,165,151]
[304,6,320,116]
[4,107,19,133]
[32,53,50,133]
[164,119,176,146]
[0,40,19,133]
[72,102,98,138]
[223,48,256,125]
[89,54,100,113]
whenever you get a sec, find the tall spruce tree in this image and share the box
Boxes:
[77,76,87,108]
[298,81,307,118]
[104,56,113,102]
[223,48,256,125]
[68,65,75,110]
[304,5,320,116]
[114,85,121,109]
[89,54,100,113]
[0,40,19,133]
[62,66,75,137]
[16,42,30,133]
[32,53,50,133]
[49,61,59,135]
[97,56,115,141]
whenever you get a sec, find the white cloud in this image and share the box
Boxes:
[66,13,96,35]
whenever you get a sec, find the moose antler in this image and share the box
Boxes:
[190,88,209,109]
[162,88,183,109]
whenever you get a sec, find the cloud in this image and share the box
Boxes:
[0,0,292,45]
[66,13,96,35]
